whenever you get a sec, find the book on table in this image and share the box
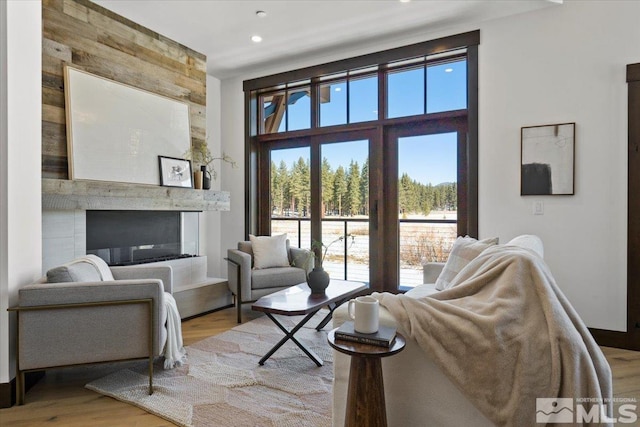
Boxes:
[335,321,397,347]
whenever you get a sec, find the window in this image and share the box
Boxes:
[387,66,424,118]
[260,86,311,133]
[245,31,479,292]
[320,81,347,127]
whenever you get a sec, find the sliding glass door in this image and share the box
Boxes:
[269,146,311,248]
[397,132,458,288]
[386,121,468,290]
[319,138,370,282]
[267,131,376,285]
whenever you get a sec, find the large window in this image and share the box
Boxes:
[245,31,479,292]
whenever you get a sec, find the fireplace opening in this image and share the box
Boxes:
[86,210,198,266]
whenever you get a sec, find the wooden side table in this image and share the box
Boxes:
[328,329,406,427]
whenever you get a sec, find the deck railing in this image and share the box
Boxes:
[271,216,457,287]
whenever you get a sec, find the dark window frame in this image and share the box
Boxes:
[243,31,480,291]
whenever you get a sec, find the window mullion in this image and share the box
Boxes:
[423,64,427,115]
[311,78,319,129]
[378,69,386,121]
[346,78,351,124]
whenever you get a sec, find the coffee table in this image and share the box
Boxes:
[251,279,367,366]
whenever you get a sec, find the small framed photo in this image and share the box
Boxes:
[521,122,575,195]
[158,156,193,188]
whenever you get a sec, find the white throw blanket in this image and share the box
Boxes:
[375,245,612,427]
[163,293,187,369]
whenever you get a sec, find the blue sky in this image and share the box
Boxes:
[270,59,465,186]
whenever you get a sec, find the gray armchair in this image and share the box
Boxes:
[226,240,312,323]
[9,256,173,404]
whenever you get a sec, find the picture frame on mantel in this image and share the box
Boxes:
[159,156,193,188]
[521,122,575,196]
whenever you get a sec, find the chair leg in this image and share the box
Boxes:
[17,370,24,405]
[148,355,154,395]
[225,256,243,323]
[236,262,242,323]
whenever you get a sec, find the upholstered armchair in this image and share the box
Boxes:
[10,255,174,404]
[226,235,313,323]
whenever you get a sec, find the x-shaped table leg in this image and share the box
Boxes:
[315,301,340,331]
[314,295,354,331]
[259,311,323,367]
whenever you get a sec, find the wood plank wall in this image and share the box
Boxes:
[42,0,207,179]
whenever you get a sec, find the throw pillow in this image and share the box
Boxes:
[250,234,290,269]
[435,236,499,290]
[47,254,114,283]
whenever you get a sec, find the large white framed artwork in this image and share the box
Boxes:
[64,65,191,185]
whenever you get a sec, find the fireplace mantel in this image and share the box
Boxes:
[42,178,230,211]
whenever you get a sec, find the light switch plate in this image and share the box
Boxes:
[533,201,544,215]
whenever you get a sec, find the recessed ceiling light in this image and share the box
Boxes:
[251,35,263,43]
[445,68,453,73]
[399,0,411,3]
[256,10,267,18]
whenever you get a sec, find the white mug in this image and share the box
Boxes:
[348,296,379,334]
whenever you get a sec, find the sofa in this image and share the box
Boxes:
[11,255,176,404]
[331,234,610,426]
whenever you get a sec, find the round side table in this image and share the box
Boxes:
[328,329,406,427]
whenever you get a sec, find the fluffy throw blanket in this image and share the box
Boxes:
[375,245,612,427]
[163,293,187,369]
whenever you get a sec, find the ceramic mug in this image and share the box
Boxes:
[348,296,379,334]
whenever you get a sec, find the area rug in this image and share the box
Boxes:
[86,312,334,427]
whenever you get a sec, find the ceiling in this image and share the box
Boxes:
[94,0,558,79]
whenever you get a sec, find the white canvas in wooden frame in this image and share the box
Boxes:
[64,65,191,185]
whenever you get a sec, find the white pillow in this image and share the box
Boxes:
[249,234,290,269]
[506,234,544,258]
[435,236,499,290]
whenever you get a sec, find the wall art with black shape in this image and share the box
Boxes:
[521,123,575,195]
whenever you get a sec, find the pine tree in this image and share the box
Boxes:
[321,157,334,216]
[360,158,369,216]
[399,173,412,217]
[346,161,361,216]
[290,157,310,216]
[333,166,347,216]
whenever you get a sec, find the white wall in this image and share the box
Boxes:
[219,1,638,331]
[479,1,637,331]
[219,78,246,265]
[202,74,224,277]
[0,0,42,384]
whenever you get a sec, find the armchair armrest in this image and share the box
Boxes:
[110,265,173,293]
[226,249,252,302]
[290,247,313,274]
[423,262,445,284]
[18,279,165,307]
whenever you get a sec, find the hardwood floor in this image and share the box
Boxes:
[1,305,639,426]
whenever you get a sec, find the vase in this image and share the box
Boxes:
[307,266,330,294]
[193,170,203,189]
[201,165,211,190]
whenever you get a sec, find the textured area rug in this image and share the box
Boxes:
[86,312,333,427]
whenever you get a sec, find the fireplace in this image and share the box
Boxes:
[86,210,199,266]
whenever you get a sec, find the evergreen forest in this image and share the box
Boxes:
[270,157,457,217]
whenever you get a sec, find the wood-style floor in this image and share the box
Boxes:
[0,305,639,426]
